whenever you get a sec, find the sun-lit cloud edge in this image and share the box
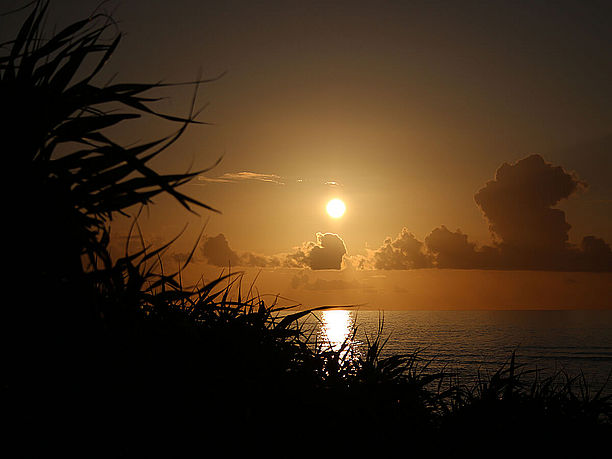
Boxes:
[198,172,350,191]
[198,171,285,185]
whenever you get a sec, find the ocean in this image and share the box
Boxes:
[305,309,612,392]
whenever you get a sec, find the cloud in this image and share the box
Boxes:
[240,252,282,268]
[370,228,432,270]
[286,232,347,270]
[200,233,281,268]
[470,154,610,271]
[474,154,585,251]
[342,253,373,271]
[575,236,612,271]
[360,155,611,271]
[199,232,346,270]
[198,171,284,185]
[424,226,487,269]
[200,234,241,267]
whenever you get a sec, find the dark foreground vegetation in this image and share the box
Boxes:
[2,2,610,456]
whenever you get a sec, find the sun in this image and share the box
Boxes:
[326,198,346,218]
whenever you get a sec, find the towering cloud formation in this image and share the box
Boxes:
[474,154,584,252]
[470,154,612,270]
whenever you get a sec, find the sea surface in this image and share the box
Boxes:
[303,309,612,393]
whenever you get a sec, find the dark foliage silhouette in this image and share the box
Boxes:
[1,2,223,454]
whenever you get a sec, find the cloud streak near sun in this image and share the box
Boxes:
[198,172,346,188]
[199,171,285,185]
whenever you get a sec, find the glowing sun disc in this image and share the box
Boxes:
[326,199,346,218]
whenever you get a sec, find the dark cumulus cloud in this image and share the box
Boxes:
[200,234,280,268]
[200,234,241,267]
[424,226,489,269]
[200,232,346,270]
[286,233,347,270]
[471,154,610,271]
[370,228,431,270]
[369,155,612,271]
[474,154,585,252]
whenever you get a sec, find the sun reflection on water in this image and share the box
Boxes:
[320,310,354,351]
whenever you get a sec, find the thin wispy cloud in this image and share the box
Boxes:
[198,171,285,185]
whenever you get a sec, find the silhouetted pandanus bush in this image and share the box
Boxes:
[0,2,224,452]
[1,0,219,390]
[2,0,219,284]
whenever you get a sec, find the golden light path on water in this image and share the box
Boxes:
[320,310,354,352]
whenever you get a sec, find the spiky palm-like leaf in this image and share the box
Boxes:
[1,0,220,283]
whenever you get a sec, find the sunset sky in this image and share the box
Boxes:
[9,0,611,309]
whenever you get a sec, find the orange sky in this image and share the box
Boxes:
[10,0,610,309]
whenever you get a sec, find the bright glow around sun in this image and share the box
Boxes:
[326,199,346,218]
